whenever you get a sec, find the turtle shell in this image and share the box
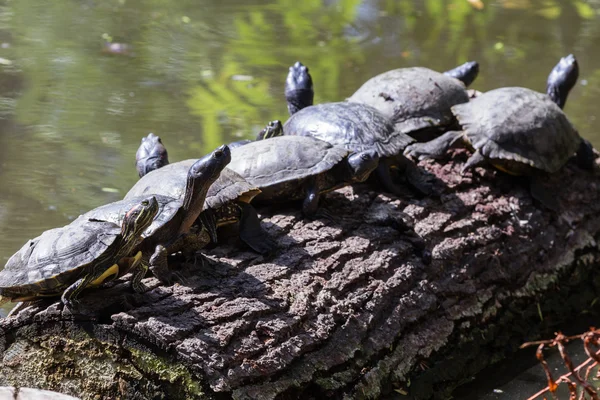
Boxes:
[0,218,121,296]
[227,135,350,189]
[453,87,580,173]
[347,67,470,135]
[283,102,414,157]
[81,195,180,240]
[125,166,259,210]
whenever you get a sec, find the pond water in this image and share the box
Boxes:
[1,0,600,396]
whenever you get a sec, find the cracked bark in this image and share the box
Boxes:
[1,149,600,400]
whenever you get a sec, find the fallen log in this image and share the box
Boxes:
[1,149,600,400]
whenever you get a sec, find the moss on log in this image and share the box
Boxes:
[1,150,600,399]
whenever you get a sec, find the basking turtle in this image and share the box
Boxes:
[129,135,274,254]
[226,135,379,217]
[285,61,479,142]
[404,54,595,210]
[278,101,431,197]
[0,197,159,310]
[136,133,169,178]
[85,145,231,282]
[346,62,478,141]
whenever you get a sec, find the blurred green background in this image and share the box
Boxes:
[0,0,599,272]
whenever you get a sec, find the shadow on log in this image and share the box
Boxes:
[1,149,600,400]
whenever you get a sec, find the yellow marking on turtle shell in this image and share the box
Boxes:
[0,296,8,306]
[238,189,261,204]
[490,162,522,176]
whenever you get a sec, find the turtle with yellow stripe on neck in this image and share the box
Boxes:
[404,54,595,211]
[0,197,159,314]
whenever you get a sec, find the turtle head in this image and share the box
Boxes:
[346,149,380,183]
[546,54,579,109]
[257,120,283,140]
[443,61,479,87]
[121,196,160,239]
[285,61,314,116]
[136,133,169,178]
[181,145,231,229]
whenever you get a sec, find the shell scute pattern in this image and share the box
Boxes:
[0,220,120,288]
[348,67,470,132]
[453,87,580,173]
[228,136,349,188]
[125,163,258,211]
[283,102,414,157]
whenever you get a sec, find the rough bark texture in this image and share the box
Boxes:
[1,149,600,400]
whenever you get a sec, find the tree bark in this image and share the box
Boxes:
[1,150,600,400]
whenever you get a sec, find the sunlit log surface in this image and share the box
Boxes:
[1,149,600,400]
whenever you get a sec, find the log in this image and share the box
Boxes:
[1,149,600,400]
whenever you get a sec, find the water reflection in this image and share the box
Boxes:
[0,0,599,381]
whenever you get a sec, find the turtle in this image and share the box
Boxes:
[276,100,431,197]
[0,196,159,311]
[129,135,275,254]
[346,62,479,141]
[226,135,379,217]
[136,133,169,178]
[403,54,595,210]
[83,145,231,282]
[284,60,479,142]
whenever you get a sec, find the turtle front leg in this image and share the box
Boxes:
[302,178,321,218]
[126,251,149,293]
[403,130,466,160]
[61,269,110,309]
[238,202,277,254]
[149,245,175,284]
[461,150,488,174]
[375,162,414,198]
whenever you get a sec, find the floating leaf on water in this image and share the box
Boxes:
[468,0,484,10]
[182,16,191,23]
[0,57,12,65]
[102,187,120,193]
[494,42,504,51]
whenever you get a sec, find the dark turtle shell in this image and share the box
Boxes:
[282,102,414,157]
[454,87,581,173]
[228,135,350,187]
[0,217,122,296]
[347,67,470,136]
[125,166,260,210]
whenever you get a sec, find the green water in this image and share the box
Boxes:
[1,0,600,396]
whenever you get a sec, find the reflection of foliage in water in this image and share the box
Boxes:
[0,0,599,234]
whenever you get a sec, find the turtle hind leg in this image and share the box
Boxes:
[404,130,466,160]
[238,202,277,255]
[529,177,560,212]
[575,138,595,171]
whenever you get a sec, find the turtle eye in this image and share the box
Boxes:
[141,200,149,206]
[361,154,370,161]
[214,150,223,158]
